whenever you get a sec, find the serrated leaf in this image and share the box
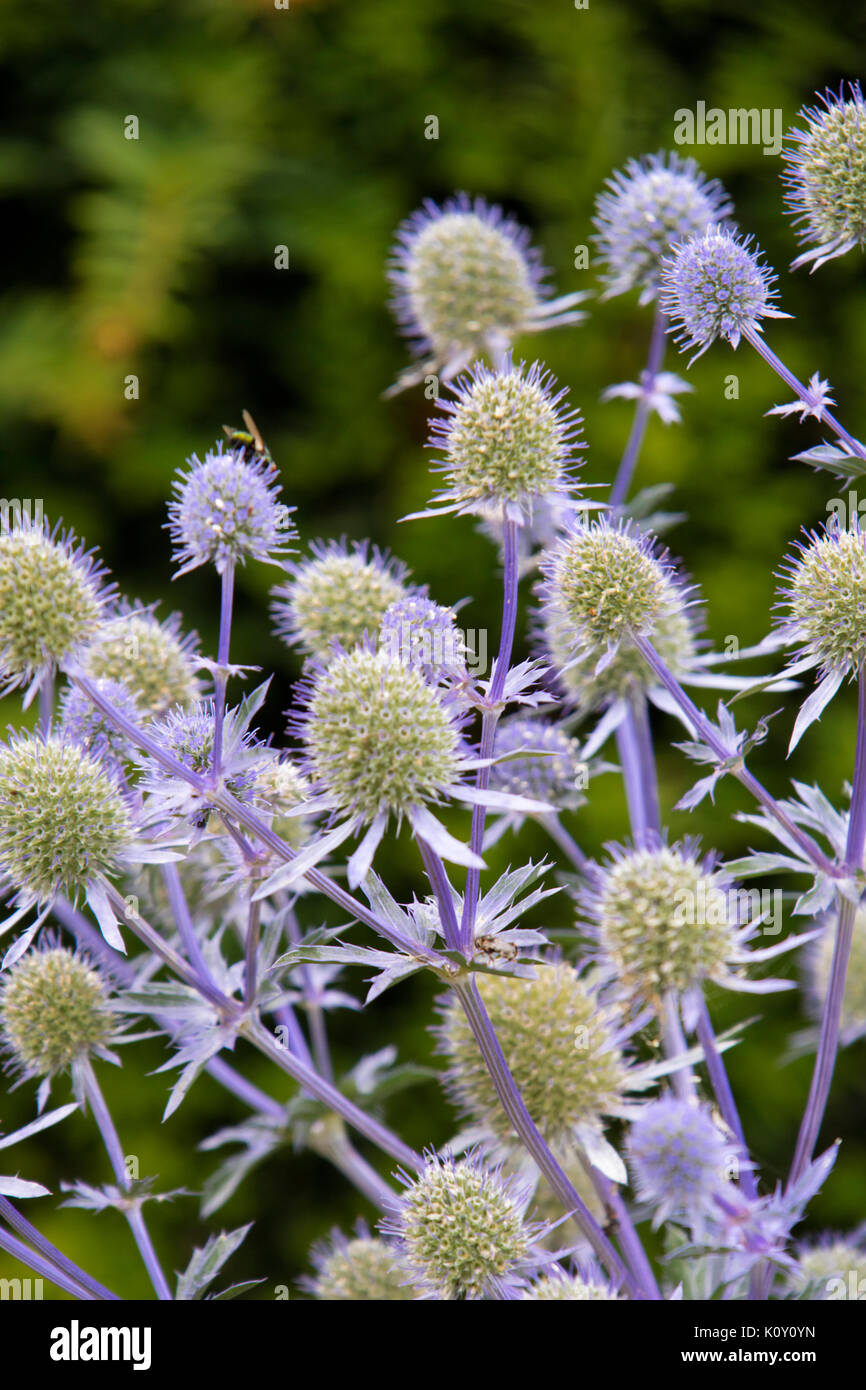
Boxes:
[176,1224,252,1301]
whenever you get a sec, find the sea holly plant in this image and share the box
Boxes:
[2,96,866,1306]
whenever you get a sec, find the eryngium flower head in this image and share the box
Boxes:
[82,602,201,716]
[0,946,117,1079]
[60,677,144,763]
[306,1228,416,1301]
[297,646,463,822]
[438,962,630,1153]
[0,734,133,902]
[782,83,866,271]
[415,358,584,524]
[581,841,785,1011]
[141,701,265,829]
[379,593,467,680]
[388,193,583,386]
[776,520,866,679]
[0,518,108,702]
[593,152,732,303]
[387,1153,535,1300]
[660,225,786,360]
[523,1271,621,1300]
[167,442,296,576]
[537,519,694,683]
[271,540,408,662]
[805,906,866,1046]
[254,754,310,849]
[628,1097,732,1230]
[792,1236,866,1299]
[490,716,587,809]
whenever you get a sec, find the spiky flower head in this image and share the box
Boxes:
[415,358,584,524]
[0,733,133,903]
[254,753,310,849]
[379,593,467,680]
[782,83,866,271]
[438,962,630,1154]
[593,152,732,303]
[523,1271,621,1300]
[537,519,693,689]
[805,906,866,1047]
[271,540,408,663]
[59,677,143,763]
[140,701,265,830]
[388,193,578,383]
[167,442,296,576]
[628,1097,733,1230]
[297,646,463,823]
[490,716,587,809]
[0,517,109,702]
[660,225,786,360]
[792,1236,866,1299]
[82,602,201,716]
[386,1153,535,1300]
[776,520,866,680]
[306,1229,416,1301]
[583,842,752,1007]
[0,945,117,1079]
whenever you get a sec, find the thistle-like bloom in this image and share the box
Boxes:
[82,601,201,716]
[593,152,732,303]
[490,717,586,806]
[0,733,136,959]
[538,518,695,679]
[167,442,296,576]
[628,1096,734,1234]
[523,1270,621,1300]
[660,225,787,361]
[782,82,866,271]
[292,646,544,886]
[271,540,408,662]
[59,677,144,764]
[384,1152,538,1299]
[581,841,810,1024]
[805,906,866,1047]
[0,517,109,704]
[304,1226,416,1301]
[387,193,588,391]
[792,1235,866,1299]
[438,960,680,1181]
[139,699,267,831]
[408,358,584,525]
[253,753,311,850]
[0,945,119,1084]
[378,593,467,681]
[773,519,866,751]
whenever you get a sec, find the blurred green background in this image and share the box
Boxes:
[1,0,866,1299]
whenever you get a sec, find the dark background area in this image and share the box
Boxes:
[1,0,865,1298]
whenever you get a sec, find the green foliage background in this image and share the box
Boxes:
[1,0,865,1298]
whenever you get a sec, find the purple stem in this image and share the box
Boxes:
[161,861,220,997]
[459,518,521,955]
[0,1196,119,1300]
[630,633,840,879]
[695,999,757,1203]
[615,695,661,849]
[742,326,866,461]
[578,1163,662,1300]
[70,665,446,967]
[212,562,235,781]
[283,902,334,1083]
[80,1058,172,1300]
[609,304,668,507]
[0,1223,112,1301]
[454,978,646,1298]
[417,838,461,952]
[788,666,866,1184]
